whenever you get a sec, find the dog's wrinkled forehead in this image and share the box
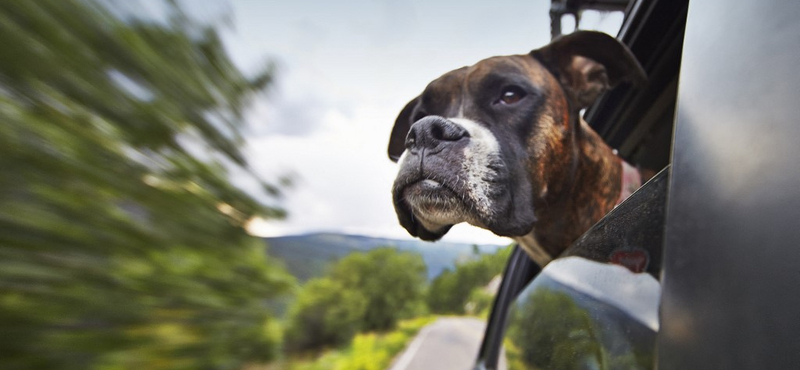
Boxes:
[389,31,647,163]
[419,55,555,114]
[417,67,467,117]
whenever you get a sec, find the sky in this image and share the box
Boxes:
[544,257,661,330]
[213,0,624,245]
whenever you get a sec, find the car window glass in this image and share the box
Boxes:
[501,256,660,370]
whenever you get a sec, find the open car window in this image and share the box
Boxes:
[477,169,668,370]
[503,256,660,370]
[475,0,688,368]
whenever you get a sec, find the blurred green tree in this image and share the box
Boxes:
[283,278,368,353]
[0,1,293,369]
[426,245,512,314]
[465,286,495,316]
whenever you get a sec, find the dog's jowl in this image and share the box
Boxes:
[387,31,646,266]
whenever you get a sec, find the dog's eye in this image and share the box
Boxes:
[498,86,527,105]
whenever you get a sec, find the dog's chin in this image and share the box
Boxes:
[394,180,538,242]
[393,179,465,241]
[394,178,536,241]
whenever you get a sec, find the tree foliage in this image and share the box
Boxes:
[284,278,368,353]
[0,1,292,369]
[330,247,428,331]
[284,247,427,353]
[426,245,512,314]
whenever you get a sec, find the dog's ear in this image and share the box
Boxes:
[388,96,420,162]
[531,31,646,109]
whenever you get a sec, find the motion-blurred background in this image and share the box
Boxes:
[0,1,621,369]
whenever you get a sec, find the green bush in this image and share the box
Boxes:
[330,247,428,331]
[284,316,437,370]
[465,286,496,317]
[284,278,367,353]
[427,245,512,314]
[284,247,427,353]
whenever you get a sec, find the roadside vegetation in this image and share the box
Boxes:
[283,248,427,354]
[274,316,437,370]
[427,245,513,316]
[274,246,512,369]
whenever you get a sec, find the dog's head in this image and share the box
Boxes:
[388,31,645,241]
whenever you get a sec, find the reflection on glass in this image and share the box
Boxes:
[503,257,660,370]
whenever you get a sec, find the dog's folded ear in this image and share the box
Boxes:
[531,31,646,110]
[387,96,419,162]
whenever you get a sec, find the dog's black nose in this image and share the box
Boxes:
[405,116,469,151]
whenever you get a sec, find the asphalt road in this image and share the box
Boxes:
[387,317,507,370]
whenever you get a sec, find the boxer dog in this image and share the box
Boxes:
[388,31,646,266]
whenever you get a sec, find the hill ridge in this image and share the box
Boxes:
[263,232,505,282]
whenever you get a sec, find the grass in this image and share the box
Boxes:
[268,316,438,370]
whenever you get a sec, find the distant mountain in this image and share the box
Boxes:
[263,232,504,282]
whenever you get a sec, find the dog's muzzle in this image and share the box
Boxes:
[392,116,473,240]
[393,115,539,241]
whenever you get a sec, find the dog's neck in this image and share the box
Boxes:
[514,118,635,266]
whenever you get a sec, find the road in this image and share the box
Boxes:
[387,317,507,370]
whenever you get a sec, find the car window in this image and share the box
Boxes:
[502,257,660,370]
[490,169,668,370]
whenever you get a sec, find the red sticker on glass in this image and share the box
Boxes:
[610,248,650,273]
